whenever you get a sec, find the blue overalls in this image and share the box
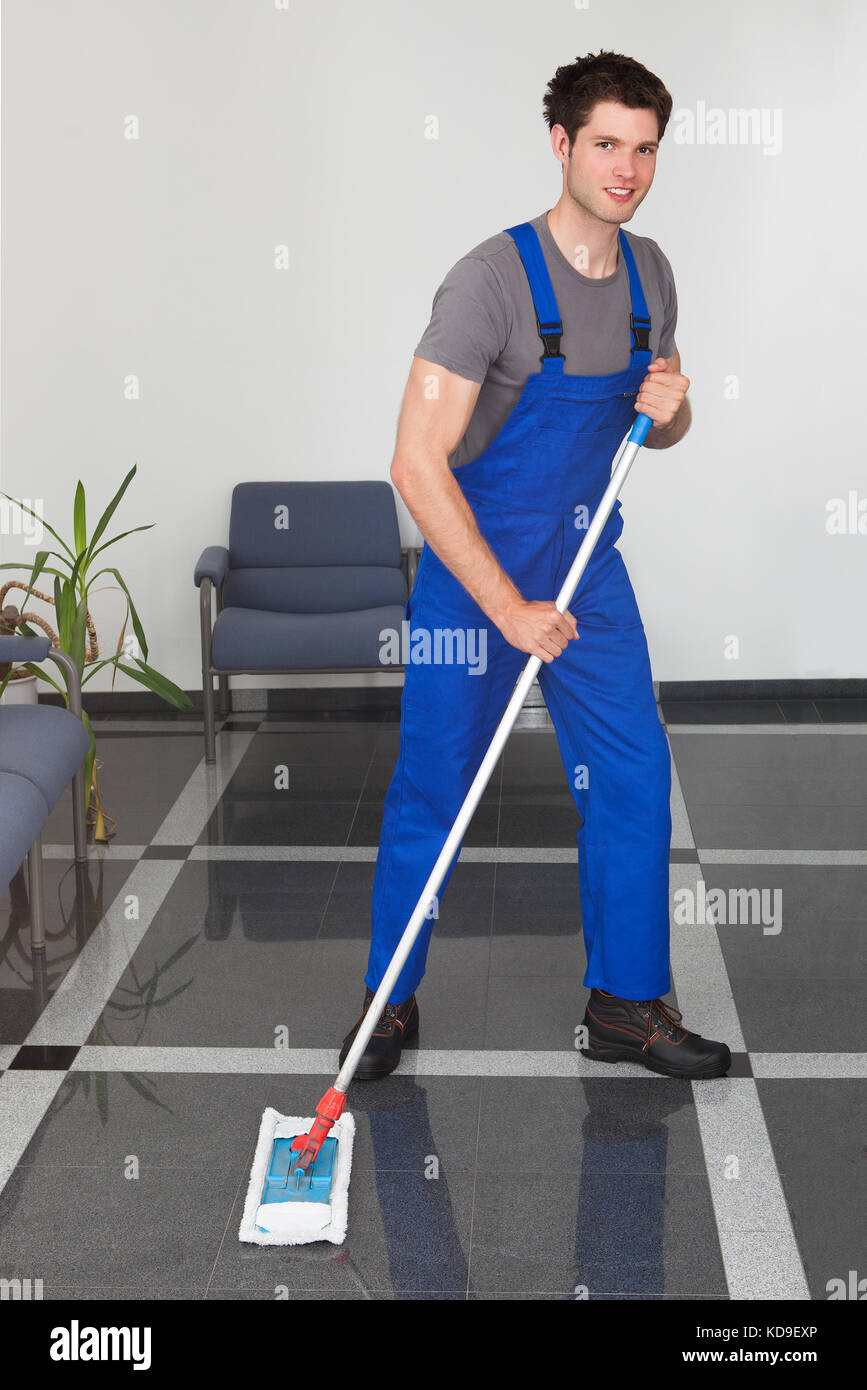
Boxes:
[367,222,673,1005]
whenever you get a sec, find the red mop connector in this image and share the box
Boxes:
[290,1086,347,1172]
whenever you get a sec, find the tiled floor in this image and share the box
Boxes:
[0,699,864,1299]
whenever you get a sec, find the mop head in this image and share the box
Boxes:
[239,1107,356,1247]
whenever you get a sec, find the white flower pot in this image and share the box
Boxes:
[1,671,38,705]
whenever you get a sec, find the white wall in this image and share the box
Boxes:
[1,0,863,697]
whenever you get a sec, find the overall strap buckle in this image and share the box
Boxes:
[537,316,564,362]
[630,311,651,355]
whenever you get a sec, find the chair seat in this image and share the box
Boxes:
[0,706,90,811]
[0,770,49,892]
[222,566,407,615]
[211,604,408,671]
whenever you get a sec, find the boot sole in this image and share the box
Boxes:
[583,1041,731,1080]
[340,1012,420,1082]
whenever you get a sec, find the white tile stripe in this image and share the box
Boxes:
[668,723,865,735]
[0,1071,67,1193]
[699,849,867,865]
[38,843,867,867]
[0,860,186,1188]
[667,766,811,1300]
[751,1053,867,1078]
[151,729,257,845]
[58,1045,867,1079]
[23,860,184,1046]
[690,1079,814,1299]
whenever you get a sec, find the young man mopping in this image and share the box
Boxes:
[340,50,731,1081]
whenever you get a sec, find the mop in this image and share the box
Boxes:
[239,413,653,1246]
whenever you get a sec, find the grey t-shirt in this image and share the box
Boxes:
[413,209,678,470]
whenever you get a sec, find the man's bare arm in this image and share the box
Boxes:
[390,357,578,663]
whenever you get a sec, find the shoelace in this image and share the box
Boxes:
[636,998,688,1051]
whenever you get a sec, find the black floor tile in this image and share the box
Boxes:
[0,856,132,1045]
[466,1170,727,1295]
[815,699,867,723]
[0,1161,242,1293]
[9,1046,80,1070]
[212,1170,475,1295]
[730,979,866,1051]
[758,1080,867,1298]
[778,700,822,723]
[498,803,580,847]
[199,800,360,846]
[348,800,500,848]
[85,861,336,1047]
[41,734,203,846]
[475,1077,705,1175]
[662,700,785,725]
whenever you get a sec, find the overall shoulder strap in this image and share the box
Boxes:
[504,222,564,370]
[617,230,653,360]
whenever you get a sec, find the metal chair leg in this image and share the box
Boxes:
[200,579,217,763]
[28,833,46,951]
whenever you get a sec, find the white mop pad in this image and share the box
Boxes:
[238,1107,355,1246]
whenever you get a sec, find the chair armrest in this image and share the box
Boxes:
[0,636,83,718]
[0,634,51,662]
[194,546,229,589]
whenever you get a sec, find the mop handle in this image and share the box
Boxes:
[334,413,653,1093]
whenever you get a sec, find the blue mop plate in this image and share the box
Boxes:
[239,1109,356,1247]
[261,1135,338,1205]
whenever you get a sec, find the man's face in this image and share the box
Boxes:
[560,100,659,224]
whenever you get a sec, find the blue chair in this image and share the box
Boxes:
[194,481,418,762]
[0,635,89,948]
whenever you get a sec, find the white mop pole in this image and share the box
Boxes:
[334,415,653,1093]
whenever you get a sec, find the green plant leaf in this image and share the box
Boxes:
[17,550,50,610]
[87,524,155,567]
[80,708,97,800]
[14,661,65,696]
[73,481,87,558]
[70,597,88,675]
[80,657,121,686]
[115,659,193,710]
[0,561,68,580]
[83,465,137,567]
[88,566,148,661]
[56,580,75,650]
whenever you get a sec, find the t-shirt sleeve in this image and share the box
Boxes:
[655,245,678,359]
[413,254,510,384]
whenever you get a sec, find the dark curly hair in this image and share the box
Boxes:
[543,51,673,145]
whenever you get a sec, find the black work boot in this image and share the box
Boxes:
[581,989,731,1079]
[338,986,419,1081]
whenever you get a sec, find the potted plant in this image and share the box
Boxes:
[0,464,192,840]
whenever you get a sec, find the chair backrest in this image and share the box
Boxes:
[228,482,402,570]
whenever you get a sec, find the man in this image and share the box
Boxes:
[340,51,731,1081]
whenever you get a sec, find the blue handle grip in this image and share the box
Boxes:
[628,412,653,446]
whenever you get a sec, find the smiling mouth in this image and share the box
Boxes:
[605,187,636,199]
